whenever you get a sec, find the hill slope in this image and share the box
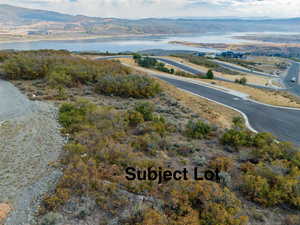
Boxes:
[1,4,300,36]
[0,4,75,25]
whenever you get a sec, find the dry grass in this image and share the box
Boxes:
[247,56,288,64]
[88,55,300,109]
[114,56,300,109]
[156,57,300,108]
[245,56,290,74]
[155,79,240,128]
[199,79,300,108]
[161,56,273,86]
[117,57,138,66]
[99,57,240,128]
[221,74,271,86]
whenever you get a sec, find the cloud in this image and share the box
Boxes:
[1,0,300,18]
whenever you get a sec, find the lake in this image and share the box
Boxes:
[0,32,286,53]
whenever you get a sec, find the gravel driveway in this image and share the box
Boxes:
[0,79,34,122]
[0,79,65,225]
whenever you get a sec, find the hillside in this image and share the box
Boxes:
[1,50,300,225]
[0,4,75,25]
[1,4,300,37]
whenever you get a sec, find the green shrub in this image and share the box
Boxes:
[132,134,160,156]
[206,69,214,79]
[134,102,155,121]
[241,174,272,205]
[56,86,68,100]
[235,77,247,85]
[221,129,253,148]
[47,68,73,87]
[2,50,131,86]
[58,99,96,132]
[2,53,51,79]
[232,116,244,129]
[252,132,275,148]
[126,110,144,126]
[208,156,234,172]
[133,53,142,61]
[136,57,157,68]
[135,56,175,74]
[95,74,161,98]
[147,121,168,137]
[185,120,212,139]
[168,180,248,225]
[136,120,168,137]
[0,51,14,62]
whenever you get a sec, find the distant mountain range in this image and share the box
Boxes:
[1,4,300,36]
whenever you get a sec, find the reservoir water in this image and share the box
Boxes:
[0,32,257,53]
[2,32,299,53]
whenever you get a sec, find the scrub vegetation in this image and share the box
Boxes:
[133,54,176,74]
[1,50,300,225]
[0,50,162,99]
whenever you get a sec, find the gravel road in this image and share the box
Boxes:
[0,79,34,122]
[0,80,65,225]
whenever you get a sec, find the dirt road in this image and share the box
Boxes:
[0,79,65,225]
[0,79,35,122]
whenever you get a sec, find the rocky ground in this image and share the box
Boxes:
[0,101,65,225]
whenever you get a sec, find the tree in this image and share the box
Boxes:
[240,77,247,85]
[133,53,142,63]
[235,77,247,85]
[206,69,214,79]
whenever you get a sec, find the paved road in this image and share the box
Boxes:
[155,57,281,90]
[99,56,280,90]
[154,74,300,145]
[98,55,300,145]
[155,57,205,75]
[284,62,300,95]
[212,59,278,78]
[0,79,33,122]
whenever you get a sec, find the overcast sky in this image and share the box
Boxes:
[1,0,300,19]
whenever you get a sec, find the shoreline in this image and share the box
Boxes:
[169,40,300,49]
[0,33,171,45]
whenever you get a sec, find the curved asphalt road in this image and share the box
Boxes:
[99,56,280,90]
[155,57,282,90]
[98,55,300,145]
[0,79,33,122]
[284,62,300,95]
[212,59,278,78]
[154,74,300,145]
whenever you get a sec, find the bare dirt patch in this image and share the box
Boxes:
[0,101,65,225]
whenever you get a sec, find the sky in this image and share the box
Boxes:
[1,0,300,19]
